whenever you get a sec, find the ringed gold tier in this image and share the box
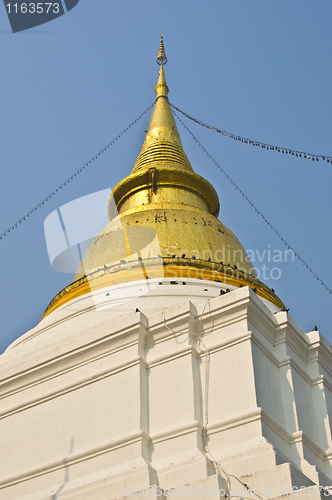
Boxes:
[42,40,284,320]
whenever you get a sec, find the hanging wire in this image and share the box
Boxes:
[169,103,332,164]
[0,103,154,241]
[163,308,190,344]
[192,299,268,500]
[172,109,332,296]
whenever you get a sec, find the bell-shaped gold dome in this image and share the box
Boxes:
[42,40,284,319]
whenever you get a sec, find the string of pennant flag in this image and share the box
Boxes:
[172,109,332,295]
[169,103,332,164]
[1,101,331,296]
[0,104,154,241]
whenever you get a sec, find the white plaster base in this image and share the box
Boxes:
[0,280,331,499]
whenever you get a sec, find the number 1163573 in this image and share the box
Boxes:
[6,3,60,14]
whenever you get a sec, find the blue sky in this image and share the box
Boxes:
[1,1,332,353]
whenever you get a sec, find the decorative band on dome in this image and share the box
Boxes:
[132,141,193,173]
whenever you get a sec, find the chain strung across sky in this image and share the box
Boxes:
[2,100,331,296]
[172,108,332,296]
[0,103,154,241]
[170,103,332,164]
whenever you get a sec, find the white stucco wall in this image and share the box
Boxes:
[0,280,331,499]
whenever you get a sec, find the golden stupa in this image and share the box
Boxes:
[43,36,283,319]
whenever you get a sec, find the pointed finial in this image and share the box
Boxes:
[155,63,169,99]
[156,34,167,66]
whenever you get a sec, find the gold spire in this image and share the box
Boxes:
[41,37,285,320]
[132,39,192,174]
[155,34,168,99]
[155,63,169,100]
[156,34,167,66]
